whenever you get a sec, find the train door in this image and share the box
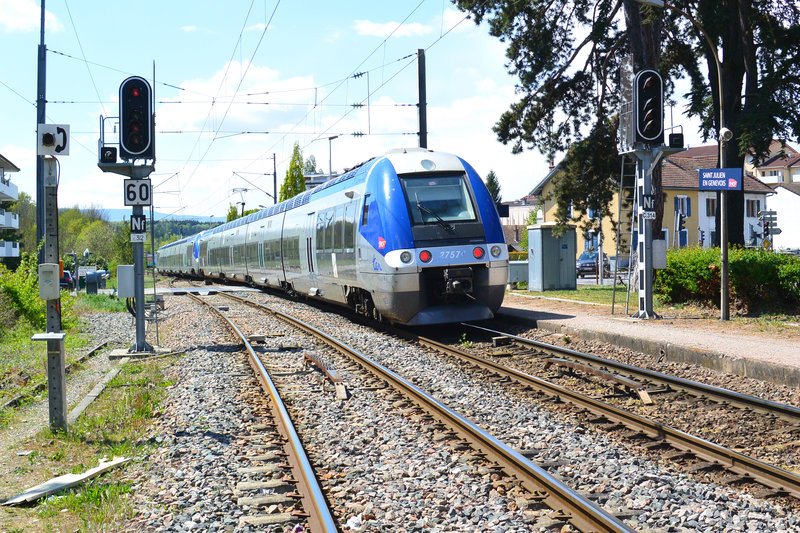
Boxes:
[305,212,317,284]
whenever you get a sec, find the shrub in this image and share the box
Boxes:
[509,251,528,261]
[654,247,800,314]
[0,249,78,332]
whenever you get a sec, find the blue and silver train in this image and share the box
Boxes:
[156,148,508,325]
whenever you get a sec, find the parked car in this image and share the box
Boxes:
[60,271,74,291]
[610,255,631,272]
[576,251,610,278]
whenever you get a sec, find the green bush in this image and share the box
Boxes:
[654,247,800,314]
[509,251,528,261]
[0,250,78,333]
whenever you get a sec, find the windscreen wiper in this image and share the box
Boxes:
[416,201,453,231]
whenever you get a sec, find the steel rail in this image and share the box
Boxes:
[187,293,337,533]
[218,292,636,533]
[413,333,800,500]
[464,323,800,422]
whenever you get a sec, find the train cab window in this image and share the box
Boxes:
[400,174,477,226]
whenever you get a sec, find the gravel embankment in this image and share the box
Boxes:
[247,291,799,532]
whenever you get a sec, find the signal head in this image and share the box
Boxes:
[119,76,154,160]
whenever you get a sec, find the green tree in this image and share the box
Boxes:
[455,0,800,246]
[485,170,502,203]
[518,209,539,253]
[110,221,134,265]
[226,204,239,222]
[279,142,306,201]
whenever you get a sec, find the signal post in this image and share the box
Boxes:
[630,70,665,319]
[98,76,155,352]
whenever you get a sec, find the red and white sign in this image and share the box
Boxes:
[378,237,386,249]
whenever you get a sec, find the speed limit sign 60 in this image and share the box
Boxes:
[124,179,152,206]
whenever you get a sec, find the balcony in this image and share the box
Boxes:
[0,208,19,230]
[0,176,19,202]
[0,240,20,258]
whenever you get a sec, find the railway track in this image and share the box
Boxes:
[186,293,337,532]
[214,291,635,532]
[464,323,800,423]
[392,323,800,501]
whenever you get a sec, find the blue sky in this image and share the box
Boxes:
[1,0,706,219]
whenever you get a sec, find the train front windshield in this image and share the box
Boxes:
[400,174,477,226]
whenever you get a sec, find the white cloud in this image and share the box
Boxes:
[181,25,197,32]
[353,19,432,38]
[244,23,267,33]
[0,0,62,33]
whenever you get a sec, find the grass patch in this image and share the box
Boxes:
[516,284,631,306]
[72,294,127,314]
[0,355,177,532]
[0,319,92,413]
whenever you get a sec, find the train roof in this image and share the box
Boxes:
[167,157,375,244]
[157,148,463,251]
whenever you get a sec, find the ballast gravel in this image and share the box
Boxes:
[250,292,800,532]
[117,290,799,532]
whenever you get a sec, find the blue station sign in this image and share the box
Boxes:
[698,168,743,191]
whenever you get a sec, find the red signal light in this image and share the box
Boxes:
[131,87,141,98]
[473,247,485,259]
[419,250,432,263]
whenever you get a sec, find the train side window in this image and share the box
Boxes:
[325,211,335,252]
[317,213,326,251]
[361,194,371,225]
[344,203,355,249]
[334,206,344,252]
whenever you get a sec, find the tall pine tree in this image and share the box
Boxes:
[279,142,306,201]
[485,170,502,203]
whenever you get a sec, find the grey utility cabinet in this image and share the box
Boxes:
[527,222,577,291]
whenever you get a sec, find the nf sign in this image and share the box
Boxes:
[130,214,147,234]
[641,194,656,219]
[698,168,743,191]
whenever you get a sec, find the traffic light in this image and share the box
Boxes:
[634,69,664,145]
[764,220,770,236]
[119,76,154,160]
[677,213,686,232]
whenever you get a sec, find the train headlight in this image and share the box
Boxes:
[472,247,485,259]
[419,250,432,263]
[400,251,413,263]
[490,245,502,258]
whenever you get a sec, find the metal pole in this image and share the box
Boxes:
[273,153,277,204]
[328,136,338,177]
[35,0,47,265]
[43,157,65,433]
[132,166,153,352]
[417,49,427,149]
[634,149,657,318]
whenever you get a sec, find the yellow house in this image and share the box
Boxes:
[531,145,773,260]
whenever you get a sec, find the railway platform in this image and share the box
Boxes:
[497,291,800,388]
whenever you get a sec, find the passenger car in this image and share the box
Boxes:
[60,271,74,290]
[576,251,610,278]
[157,148,508,325]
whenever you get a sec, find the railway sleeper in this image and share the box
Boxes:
[685,460,724,474]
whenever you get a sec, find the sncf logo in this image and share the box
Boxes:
[378,237,386,249]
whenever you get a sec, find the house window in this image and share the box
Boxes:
[584,231,598,251]
[705,197,717,217]
[674,195,691,216]
[745,199,761,218]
